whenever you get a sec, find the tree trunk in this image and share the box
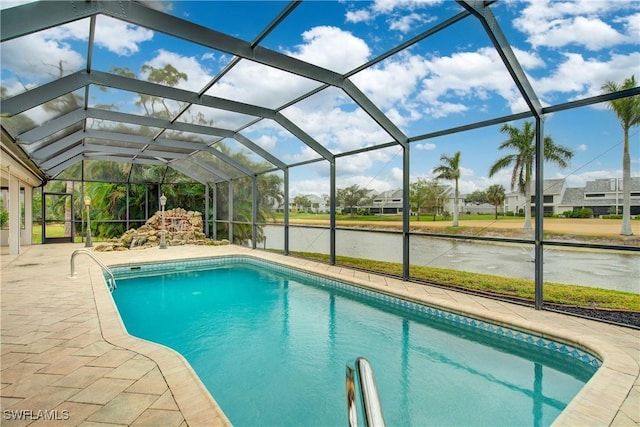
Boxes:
[65,181,73,237]
[523,183,533,230]
[452,180,459,227]
[620,129,633,235]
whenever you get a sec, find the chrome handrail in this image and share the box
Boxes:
[70,249,116,292]
[346,357,385,427]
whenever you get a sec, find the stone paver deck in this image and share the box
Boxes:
[1,243,638,426]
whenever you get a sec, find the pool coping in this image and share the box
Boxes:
[89,245,639,426]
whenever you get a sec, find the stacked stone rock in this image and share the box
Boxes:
[94,208,228,251]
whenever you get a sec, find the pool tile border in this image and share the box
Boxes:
[111,255,602,371]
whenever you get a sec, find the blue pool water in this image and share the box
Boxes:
[112,257,599,426]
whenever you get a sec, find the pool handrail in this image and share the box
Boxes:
[346,357,385,427]
[70,249,116,292]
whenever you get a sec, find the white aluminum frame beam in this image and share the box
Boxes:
[2,1,400,156]
[2,70,335,163]
[30,130,84,159]
[39,144,84,169]
[18,108,85,142]
[83,144,190,160]
[190,158,232,182]
[46,154,84,178]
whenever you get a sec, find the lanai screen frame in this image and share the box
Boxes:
[1,0,639,311]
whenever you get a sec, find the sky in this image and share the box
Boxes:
[1,0,639,197]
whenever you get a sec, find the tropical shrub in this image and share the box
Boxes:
[0,205,8,228]
[568,208,594,218]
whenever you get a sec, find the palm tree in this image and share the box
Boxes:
[433,151,461,226]
[601,75,640,236]
[489,121,573,230]
[486,184,506,220]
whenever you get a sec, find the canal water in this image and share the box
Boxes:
[261,225,639,293]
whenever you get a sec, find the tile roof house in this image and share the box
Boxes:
[502,177,640,217]
[275,177,640,218]
[559,177,640,216]
[504,178,568,215]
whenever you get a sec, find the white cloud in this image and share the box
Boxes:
[0,14,155,84]
[185,105,256,129]
[619,12,640,37]
[334,174,397,192]
[143,49,213,90]
[533,52,640,99]
[281,88,392,154]
[390,167,404,185]
[201,52,216,62]
[389,13,436,33]
[94,15,154,56]
[371,0,443,14]
[458,179,482,196]
[41,19,89,42]
[289,179,330,198]
[254,135,278,151]
[419,47,524,114]
[511,47,545,70]
[577,144,588,152]
[425,100,469,118]
[415,142,436,150]
[385,107,419,129]
[563,169,622,187]
[206,26,368,111]
[0,24,86,81]
[344,0,443,34]
[352,53,428,110]
[513,0,636,50]
[459,166,474,177]
[345,9,373,24]
[477,168,517,193]
[289,174,402,198]
[529,16,627,50]
[208,60,320,109]
[287,26,371,73]
[336,153,377,175]
[282,146,323,164]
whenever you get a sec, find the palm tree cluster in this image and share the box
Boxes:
[426,76,637,232]
[427,122,574,230]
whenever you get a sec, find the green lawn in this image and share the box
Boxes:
[32,223,89,244]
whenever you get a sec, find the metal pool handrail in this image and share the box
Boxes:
[346,357,385,427]
[70,249,116,292]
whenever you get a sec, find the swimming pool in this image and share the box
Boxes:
[111,256,600,426]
